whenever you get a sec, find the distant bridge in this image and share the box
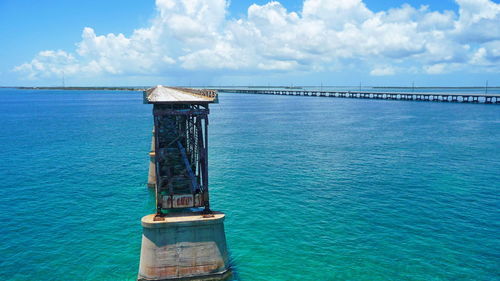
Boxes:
[217,88,500,104]
[15,86,500,104]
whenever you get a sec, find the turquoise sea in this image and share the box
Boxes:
[0,88,499,281]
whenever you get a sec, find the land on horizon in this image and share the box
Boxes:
[2,85,499,90]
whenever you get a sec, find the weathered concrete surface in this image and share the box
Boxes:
[144,86,217,104]
[138,212,230,281]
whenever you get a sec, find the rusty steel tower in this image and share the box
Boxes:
[145,86,217,215]
[138,86,230,281]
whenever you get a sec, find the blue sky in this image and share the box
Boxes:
[1,0,499,86]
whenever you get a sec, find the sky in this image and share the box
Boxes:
[1,0,499,87]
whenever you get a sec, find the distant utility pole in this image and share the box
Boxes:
[320,82,323,91]
[412,81,415,92]
[359,82,361,92]
[485,80,488,94]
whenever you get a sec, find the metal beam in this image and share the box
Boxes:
[177,140,199,193]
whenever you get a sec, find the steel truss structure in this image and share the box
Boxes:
[153,103,210,214]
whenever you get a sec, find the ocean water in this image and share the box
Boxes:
[0,88,499,281]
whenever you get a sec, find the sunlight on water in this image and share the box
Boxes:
[0,89,498,280]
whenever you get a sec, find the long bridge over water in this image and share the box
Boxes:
[217,88,500,104]
[15,86,500,104]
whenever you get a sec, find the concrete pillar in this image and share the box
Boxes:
[148,130,156,188]
[138,212,231,281]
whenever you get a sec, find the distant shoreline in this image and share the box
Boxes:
[12,86,145,91]
[1,86,499,90]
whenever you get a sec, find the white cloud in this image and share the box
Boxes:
[13,0,500,80]
[302,0,372,29]
[424,63,447,74]
[370,66,395,76]
[14,50,76,79]
[454,0,500,43]
[470,40,500,70]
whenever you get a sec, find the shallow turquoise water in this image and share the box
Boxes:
[0,89,499,280]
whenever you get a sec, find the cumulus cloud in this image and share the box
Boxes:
[454,0,500,43]
[14,50,76,79]
[13,0,500,80]
[370,66,395,76]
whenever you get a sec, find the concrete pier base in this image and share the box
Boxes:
[138,212,231,281]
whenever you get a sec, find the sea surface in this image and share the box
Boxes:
[0,88,499,281]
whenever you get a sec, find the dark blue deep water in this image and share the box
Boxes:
[0,89,499,280]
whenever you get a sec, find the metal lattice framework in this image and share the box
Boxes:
[153,103,210,213]
[144,86,217,216]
